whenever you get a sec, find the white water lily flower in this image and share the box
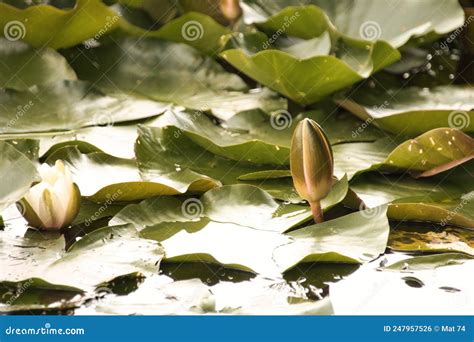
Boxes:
[20,160,80,230]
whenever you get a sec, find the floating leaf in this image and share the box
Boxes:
[242,1,464,48]
[136,125,272,187]
[116,11,230,55]
[339,86,474,136]
[112,180,348,234]
[0,80,169,134]
[0,0,119,49]
[38,125,139,160]
[0,278,82,313]
[351,170,469,208]
[220,38,399,104]
[0,224,164,290]
[142,218,290,275]
[0,39,76,91]
[381,253,473,272]
[46,146,220,202]
[388,192,474,229]
[273,206,390,272]
[151,109,289,165]
[94,277,216,315]
[380,128,474,177]
[67,38,285,120]
[0,141,39,211]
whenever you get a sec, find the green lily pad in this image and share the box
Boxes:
[141,218,290,275]
[242,1,464,48]
[339,85,474,136]
[381,253,474,272]
[0,0,119,49]
[0,80,169,134]
[46,146,221,202]
[229,138,396,182]
[0,224,164,289]
[38,124,140,160]
[333,138,397,179]
[94,277,216,315]
[388,192,474,229]
[67,38,285,120]
[380,128,474,177]
[112,180,348,233]
[225,108,386,146]
[115,10,230,55]
[151,109,290,165]
[136,125,271,187]
[273,206,390,272]
[0,39,77,91]
[351,170,468,208]
[48,225,164,288]
[0,141,39,211]
[4,139,40,161]
[0,278,83,313]
[220,38,399,105]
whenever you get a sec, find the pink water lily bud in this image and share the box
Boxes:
[19,160,80,230]
[290,118,334,223]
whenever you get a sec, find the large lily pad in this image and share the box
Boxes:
[339,85,474,136]
[112,180,348,233]
[38,124,140,160]
[67,38,285,120]
[0,141,39,211]
[241,1,464,48]
[0,80,169,134]
[381,253,473,272]
[115,10,230,55]
[0,39,76,91]
[151,109,290,165]
[351,169,469,208]
[220,38,399,105]
[136,125,273,187]
[380,128,474,177]
[142,218,291,275]
[273,206,390,271]
[0,278,83,313]
[0,0,119,49]
[0,224,164,289]
[94,277,216,315]
[388,193,474,229]
[46,146,221,202]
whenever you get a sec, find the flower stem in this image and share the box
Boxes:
[310,201,324,223]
